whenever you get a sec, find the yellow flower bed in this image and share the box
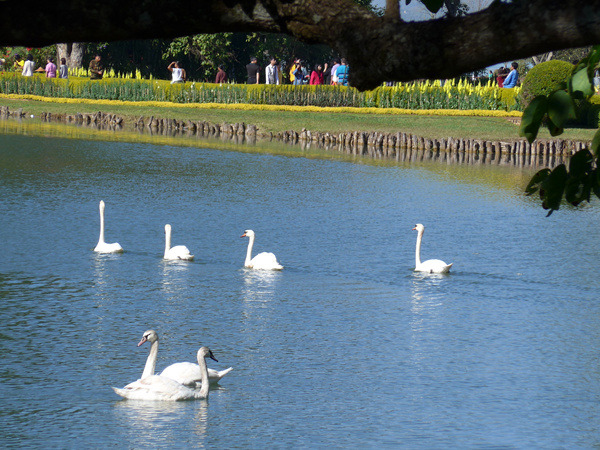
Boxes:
[0,93,523,117]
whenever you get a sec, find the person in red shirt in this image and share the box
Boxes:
[215,65,227,83]
[310,64,324,85]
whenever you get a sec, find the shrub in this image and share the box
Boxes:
[519,60,574,108]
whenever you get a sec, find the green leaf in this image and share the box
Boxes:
[519,96,548,143]
[571,67,593,98]
[546,118,564,137]
[525,168,551,196]
[541,164,568,216]
[421,0,444,13]
[568,149,594,178]
[547,90,576,129]
[591,128,600,159]
[565,174,592,206]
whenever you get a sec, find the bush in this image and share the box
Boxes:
[519,60,574,108]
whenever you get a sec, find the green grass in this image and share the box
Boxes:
[0,97,596,141]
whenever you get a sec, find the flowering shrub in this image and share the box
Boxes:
[0,72,521,111]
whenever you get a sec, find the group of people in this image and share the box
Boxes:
[243,57,350,86]
[12,53,69,78]
[496,61,519,88]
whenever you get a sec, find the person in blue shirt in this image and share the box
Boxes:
[503,62,519,88]
[336,58,349,86]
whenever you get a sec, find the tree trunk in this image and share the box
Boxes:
[57,43,84,68]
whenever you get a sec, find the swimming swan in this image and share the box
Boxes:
[93,200,123,253]
[112,347,217,401]
[164,224,194,261]
[241,229,283,270]
[412,223,452,274]
[137,329,233,383]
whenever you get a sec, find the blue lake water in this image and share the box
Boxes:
[1,121,599,448]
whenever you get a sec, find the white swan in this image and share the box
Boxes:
[164,224,194,261]
[412,223,452,274]
[241,229,283,270]
[112,347,217,401]
[137,329,233,383]
[94,200,123,253]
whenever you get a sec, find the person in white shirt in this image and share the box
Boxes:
[167,61,186,84]
[22,54,35,77]
[265,58,279,85]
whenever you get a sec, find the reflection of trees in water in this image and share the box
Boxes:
[112,399,208,447]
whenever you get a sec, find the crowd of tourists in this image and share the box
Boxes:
[8,53,68,79]
[2,51,523,89]
[241,56,350,86]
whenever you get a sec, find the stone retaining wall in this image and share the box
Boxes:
[0,106,589,167]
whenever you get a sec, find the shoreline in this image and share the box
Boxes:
[0,106,582,168]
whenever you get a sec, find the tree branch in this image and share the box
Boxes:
[2,0,600,90]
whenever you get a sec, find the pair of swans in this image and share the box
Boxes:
[112,330,233,401]
[93,200,193,260]
[412,223,453,274]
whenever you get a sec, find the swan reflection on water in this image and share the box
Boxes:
[112,398,209,444]
[241,269,281,303]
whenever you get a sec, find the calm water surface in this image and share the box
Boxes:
[1,122,599,448]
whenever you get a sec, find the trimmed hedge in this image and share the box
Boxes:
[519,60,574,108]
[0,73,519,111]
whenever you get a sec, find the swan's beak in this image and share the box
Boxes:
[137,336,148,347]
[412,226,416,230]
[241,233,247,238]
[208,350,218,362]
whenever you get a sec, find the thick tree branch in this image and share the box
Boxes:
[2,0,600,90]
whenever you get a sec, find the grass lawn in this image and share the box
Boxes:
[0,97,596,142]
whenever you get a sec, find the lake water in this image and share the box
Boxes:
[1,121,599,448]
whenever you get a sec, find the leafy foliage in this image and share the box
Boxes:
[519,60,574,108]
[520,46,600,216]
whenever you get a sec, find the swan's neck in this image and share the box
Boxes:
[197,355,210,399]
[141,339,158,379]
[415,230,423,267]
[164,229,172,256]
[98,206,106,244]
[245,235,255,266]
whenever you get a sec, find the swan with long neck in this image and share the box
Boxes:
[164,224,194,261]
[412,223,452,274]
[112,347,217,401]
[137,329,233,383]
[94,200,123,253]
[241,229,283,270]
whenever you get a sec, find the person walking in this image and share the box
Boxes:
[89,54,104,80]
[45,57,57,78]
[265,58,279,85]
[246,57,260,84]
[59,58,68,79]
[310,64,324,85]
[336,58,349,86]
[215,65,227,83]
[21,54,35,77]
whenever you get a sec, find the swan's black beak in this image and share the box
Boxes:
[137,336,148,347]
[208,350,218,362]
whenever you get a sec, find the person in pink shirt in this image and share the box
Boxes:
[45,57,57,78]
[310,64,324,85]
